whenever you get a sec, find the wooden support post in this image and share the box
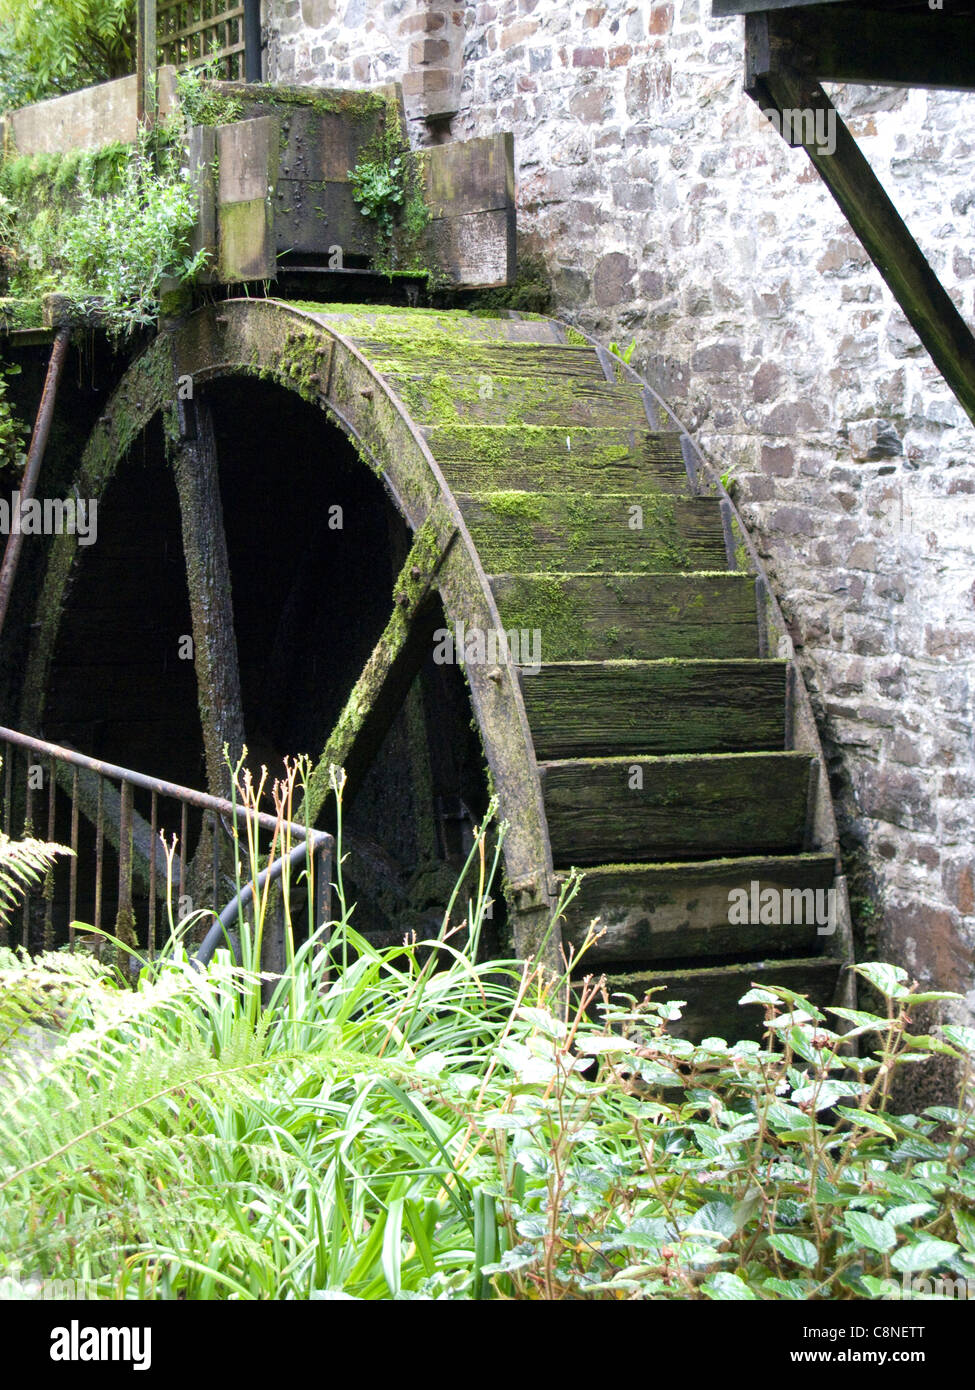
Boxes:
[745,32,975,427]
[244,0,263,83]
[136,0,158,128]
[171,395,247,799]
[760,6,975,92]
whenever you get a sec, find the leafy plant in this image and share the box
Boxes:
[477,965,975,1299]
[347,97,429,276]
[0,0,135,105]
[349,153,407,242]
[0,759,972,1300]
[0,125,209,335]
[0,359,26,476]
[0,827,71,929]
[609,339,636,365]
[175,59,244,128]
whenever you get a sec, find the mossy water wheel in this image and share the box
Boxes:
[21,301,853,1036]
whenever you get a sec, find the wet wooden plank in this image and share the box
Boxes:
[522,659,787,758]
[461,493,728,574]
[601,955,845,1044]
[491,572,760,661]
[426,426,688,494]
[540,751,814,866]
[360,341,608,382]
[561,853,837,965]
[386,373,648,428]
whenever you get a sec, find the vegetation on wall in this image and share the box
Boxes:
[0,123,208,335]
[348,95,430,278]
[0,360,25,475]
[0,0,135,106]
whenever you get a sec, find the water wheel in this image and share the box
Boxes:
[21,300,853,1036]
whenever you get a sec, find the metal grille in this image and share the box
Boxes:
[157,0,246,79]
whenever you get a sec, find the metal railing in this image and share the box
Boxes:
[0,725,332,966]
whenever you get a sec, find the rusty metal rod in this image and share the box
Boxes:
[0,724,330,846]
[0,327,71,637]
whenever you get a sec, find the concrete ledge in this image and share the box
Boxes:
[4,68,178,155]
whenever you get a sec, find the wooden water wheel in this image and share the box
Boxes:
[21,299,853,1036]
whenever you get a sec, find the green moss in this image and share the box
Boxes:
[437,252,553,315]
[565,327,588,348]
[0,297,43,330]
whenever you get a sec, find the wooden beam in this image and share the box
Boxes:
[745,59,975,426]
[299,506,458,827]
[136,0,158,126]
[713,0,849,13]
[767,7,975,91]
[171,395,247,798]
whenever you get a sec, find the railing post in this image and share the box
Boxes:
[136,0,158,127]
[116,779,137,954]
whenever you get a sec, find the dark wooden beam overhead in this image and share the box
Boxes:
[713,0,851,14]
[745,47,975,424]
[763,7,975,90]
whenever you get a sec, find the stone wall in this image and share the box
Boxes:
[266,0,975,1015]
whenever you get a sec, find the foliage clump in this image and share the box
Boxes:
[0,124,207,335]
[0,0,134,106]
[348,96,430,278]
[0,766,972,1301]
[1,931,972,1301]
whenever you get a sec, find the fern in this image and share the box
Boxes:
[0,830,71,927]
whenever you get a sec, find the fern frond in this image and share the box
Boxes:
[0,832,72,925]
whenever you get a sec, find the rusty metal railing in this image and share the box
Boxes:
[0,725,332,964]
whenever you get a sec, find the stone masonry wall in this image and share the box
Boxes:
[266,0,975,1016]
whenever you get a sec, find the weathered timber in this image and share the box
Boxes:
[460,493,727,574]
[275,180,376,261]
[521,660,787,759]
[762,6,975,91]
[424,209,514,289]
[331,312,564,344]
[603,955,845,1044]
[299,508,457,825]
[539,751,814,866]
[354,341,609,382]
[491,572,761,661]
[171,396,247,799]
[216,116,279,282]
[386,374,649,428]
[561,853,837,965]
[423,426,689,495]
[188,126,218,281]
[424,134,514,220]
[745,60,975,426]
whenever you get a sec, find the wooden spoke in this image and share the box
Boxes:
[299,505,458,827]
[171,393,247,798]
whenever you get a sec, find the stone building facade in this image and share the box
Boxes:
[265,0,975,1016]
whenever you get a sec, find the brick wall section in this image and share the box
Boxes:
[266,0,975,1017]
